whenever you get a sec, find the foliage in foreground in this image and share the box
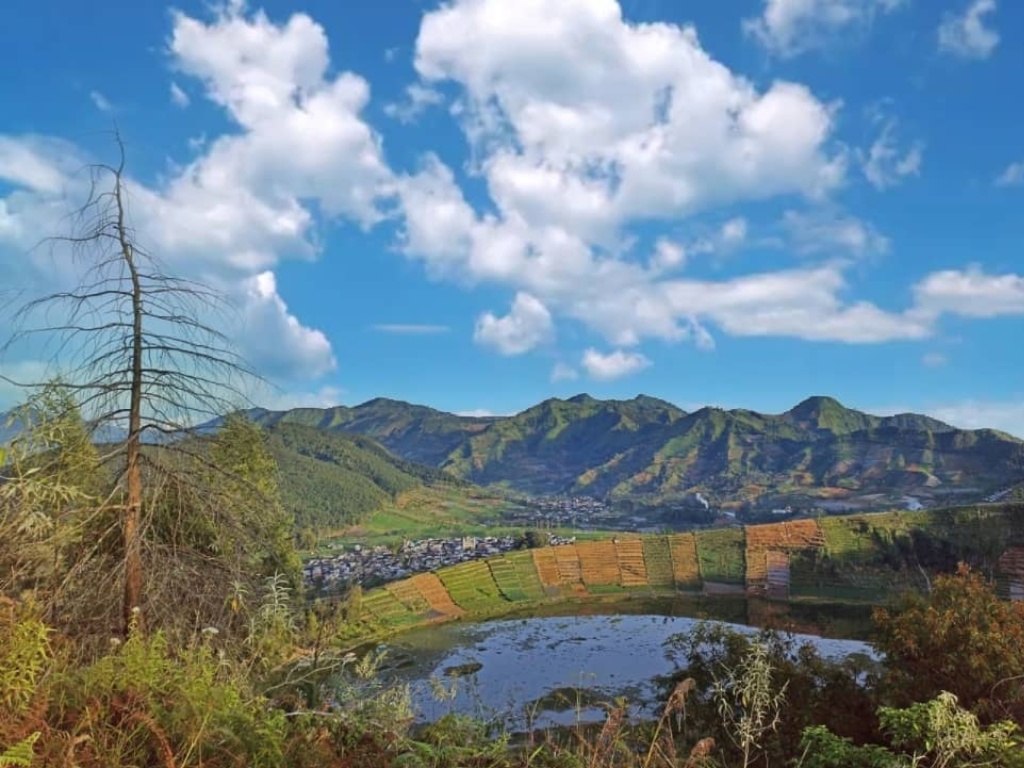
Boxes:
[5,567,1024,767]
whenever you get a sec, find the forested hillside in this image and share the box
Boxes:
[264,423,467,530]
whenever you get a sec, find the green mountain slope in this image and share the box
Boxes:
[264,423,466,530]
[252,395,1024,504]
[251,399,493,466]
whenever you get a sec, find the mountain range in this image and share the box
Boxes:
[250,395,1024,506]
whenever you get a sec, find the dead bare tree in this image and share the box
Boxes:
[2,134,259,636]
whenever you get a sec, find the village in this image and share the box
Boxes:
[303,532,576,591]
[499,494,625,529]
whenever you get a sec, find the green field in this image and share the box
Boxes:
[503,550,548,601]
[436,560,505,612]
[695,528,746,584]
[312,486,515,549]
[642,535,675,587]
[486,555,532,602]
[314,485,617,550]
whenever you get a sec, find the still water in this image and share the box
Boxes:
[374,596,877,728]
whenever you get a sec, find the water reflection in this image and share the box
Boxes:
[375,596,876,729]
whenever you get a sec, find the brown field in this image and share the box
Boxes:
[554,544,583,584]
[615,538,649,587]
[409,572,464,618]
[532,547,562,589]
[668,533,701,588]
[576,540,622,586]
[745,520,825,587]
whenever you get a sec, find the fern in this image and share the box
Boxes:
[0,610,51,716]
[0,732,40,767]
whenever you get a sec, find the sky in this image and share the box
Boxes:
[0,0,1023,436]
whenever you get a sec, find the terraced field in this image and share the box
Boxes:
[361,587,416,625]
[385,578,432,615]
[346,504,1024,641]
[696,528,746,585]
[554,544,583,584]
[667,533,701,588]
[436,560,504,612]
[746,520,825,591]
[532,547,562,593]
[615,538,649,587]
[410,572,464,618]
[576,540,622,587]
[642,535,675,588]
[503,550,547,601]
[486,555,531,602]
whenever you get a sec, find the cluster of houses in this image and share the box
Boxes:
[303,533,576,590]
[500,495,621,529]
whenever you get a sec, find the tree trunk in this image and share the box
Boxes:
[117,171,145,636]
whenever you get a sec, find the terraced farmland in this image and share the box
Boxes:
[696,528,746,584]
[532,547,562,593]
[504,550,547,601]
[487,555,531,602]
[346,504,1024,642]
[436,560,504,612]
[385,578,432,615]
[745,520,825,590]
[576,540,622,587]
[667,533,701,588]
[554,544,583,584]
[615,538,649,587]
[642,535,675,588]
[361,587,416,625]
[410,572,464,618]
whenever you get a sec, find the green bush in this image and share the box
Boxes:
[51,626,287,768]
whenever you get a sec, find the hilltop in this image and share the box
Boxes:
[252,395,1024,507]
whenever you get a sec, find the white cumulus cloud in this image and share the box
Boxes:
[859,118,923,190]
[913,267,1024,318]
[581,348,652,381]
[473,292,554,355]
[415,0,844,236]
[0,3,400,387]
[239,271,336,379]
[384,83,444,123]
[782,209,890,257]
[393,0,933,351]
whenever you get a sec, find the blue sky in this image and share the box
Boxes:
[1,0,1023,435]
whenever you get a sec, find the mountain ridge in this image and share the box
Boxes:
[250,394,1024,504]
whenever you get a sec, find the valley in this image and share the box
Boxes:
[254,394,1024,520]
[256,396,1024,607]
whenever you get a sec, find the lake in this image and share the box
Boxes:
[372,595,877,729]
